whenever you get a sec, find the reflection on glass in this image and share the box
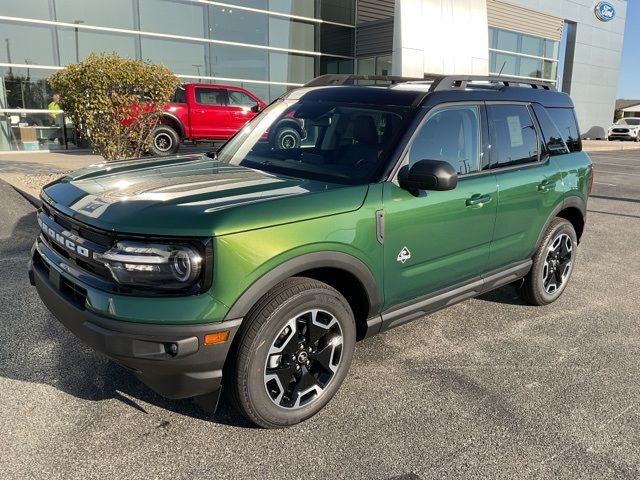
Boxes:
[3,0,51,20]
[269,0,315,18]
[319,0,355,25]
[269,52,314,84]
[519,56,542,78]
[543,60,557,80]
[211,6,268,45]
[521,34,542,57]
[54,0,135,29]
[321,58,354,74]
[269,17,315,51]
[320,24,354,56]
[375,55,392,75]
[0,22,55,66]
[58,28,136,64]
[212,45,268,81]
[490,51,517,75]
[496,29,518,52]
[141,38,207,76]
[357,57,375,75]
[544,39,559,59]
[1,67,54,109]
[139,0,206,38]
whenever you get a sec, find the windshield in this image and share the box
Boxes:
[215,99,412,184]
[616,118,640,125]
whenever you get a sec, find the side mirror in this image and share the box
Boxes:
[251,103,261,113]
[398,159,458,191]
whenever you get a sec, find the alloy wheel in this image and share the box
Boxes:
[264,309,343,410]
[542,233,573,294]
[154,133,172,152]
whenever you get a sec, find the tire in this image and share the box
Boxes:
[518,218,578,306]
[150,125,180,156]
[274,127,301,149]
[228,277,356,428]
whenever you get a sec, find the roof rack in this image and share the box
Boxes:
[303,74,430,87]
[429,75,556,92]
[303,73,556,92]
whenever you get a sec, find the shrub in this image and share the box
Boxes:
[49,52,179,160]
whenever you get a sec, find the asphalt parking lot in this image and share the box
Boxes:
[0,150,638,479]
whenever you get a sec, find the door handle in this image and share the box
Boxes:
[465,193,492,207]
[538,180,557,192]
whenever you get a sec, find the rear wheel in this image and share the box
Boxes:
[150,125,180,156]
[274,127,301,150]
[518,218,577,306]
[229,277,356,428]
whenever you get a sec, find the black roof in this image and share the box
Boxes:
[285,74,574,109]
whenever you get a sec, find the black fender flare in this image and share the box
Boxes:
[224,251,380,320]
[160,112,185,138]
[531,195,587,255]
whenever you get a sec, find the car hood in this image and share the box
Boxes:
[41,155,368,236]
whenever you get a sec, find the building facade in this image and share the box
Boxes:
[0,0,627,151]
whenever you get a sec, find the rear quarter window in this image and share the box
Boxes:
[546,107,581,152]
[531,104,569,156]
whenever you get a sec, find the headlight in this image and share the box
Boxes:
[99,240,203,291]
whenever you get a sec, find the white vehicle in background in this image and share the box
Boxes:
[607,117,640,141]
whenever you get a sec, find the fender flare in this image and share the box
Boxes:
[532,195,587,255]
[224,251,380,320]
[160,112,185,138]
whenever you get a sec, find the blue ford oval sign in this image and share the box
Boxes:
[594,2,615,22]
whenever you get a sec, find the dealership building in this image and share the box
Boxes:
[0,0,628,151]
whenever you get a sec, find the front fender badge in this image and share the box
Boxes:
[397,247,411,264]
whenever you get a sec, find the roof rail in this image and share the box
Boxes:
[303,74,429,87]
[429,75,556,92]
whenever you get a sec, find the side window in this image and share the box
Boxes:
[487,104,539,168]
[531,104,569,156]
[408,105,481,175]
[195,87,227,106]
[546,107,582,152]
[228,90,257,107]
[172,86,186,103]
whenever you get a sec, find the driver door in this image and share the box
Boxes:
[382,103,498,309]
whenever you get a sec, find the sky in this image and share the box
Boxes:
[617,0,640,98]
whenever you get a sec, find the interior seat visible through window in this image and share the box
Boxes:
[337,114,379,167]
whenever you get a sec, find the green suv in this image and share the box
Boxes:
[29,74,592,428]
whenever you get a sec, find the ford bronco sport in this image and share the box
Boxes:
[29,74,592,428]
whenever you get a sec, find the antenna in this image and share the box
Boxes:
[497,61,506,77]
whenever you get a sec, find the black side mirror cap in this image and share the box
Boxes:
[251,104,261,113]
[398,159,458,191]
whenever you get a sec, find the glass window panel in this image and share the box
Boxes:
[269,0,315,18]
[3,0,51,20]
[521,34,542,56]
[542,60,557,80]
[0,21,56,65]
[141,38,207,76]
[320,0,355,25]
[139,0,206,38]
[268,84,288,101]
[357,57,376,75]
[54,0,135,29]
[211,6,268,46]
[269,53,314,84]
[546,107,581,152]
[194,87,227,105]
[544,39,559,59]
[228,90,257,106]
[409,106,481,175]
[57,28,137,64]
[490,52,517,76]
[519,56,542,78]
[269,17,315,51]
[376,55,392,75]
[321,58,354,74]
[488,104,538,167]
[531,103,568,156]
[1,67,55,109]
[227,0,267,9]
[320,24,354,56]
[496,29,518,52]
[488,27,497,49]
[211,45,268,81]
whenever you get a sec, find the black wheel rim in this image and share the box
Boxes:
[264,309,343,410]
[280,134,296,149]
[543,233,573,294]
[154,133,172,152]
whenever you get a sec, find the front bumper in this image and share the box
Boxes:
[29,248,241,400]
[608,132,638,140]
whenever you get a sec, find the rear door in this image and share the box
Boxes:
[189,86,230,138]
[382,103,498,309]
[486,103,564,271]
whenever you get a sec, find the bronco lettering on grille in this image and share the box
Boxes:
[38,216,92,259]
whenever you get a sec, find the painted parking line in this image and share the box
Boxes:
[594,181,616,186]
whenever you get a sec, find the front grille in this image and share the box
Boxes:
[612,128,629,133]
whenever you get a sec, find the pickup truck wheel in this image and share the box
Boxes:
[518,218,577,306]
[275,127,301,149]
[229,277,356,428]
[150,126,180,156]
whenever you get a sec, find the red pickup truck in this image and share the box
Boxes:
[151,83,305,156]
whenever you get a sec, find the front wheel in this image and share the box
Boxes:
[274,127,301,150]
[518,218,577,306]
[229,277,356,428]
